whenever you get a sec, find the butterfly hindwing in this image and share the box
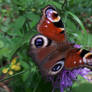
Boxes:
[29,34,65,76]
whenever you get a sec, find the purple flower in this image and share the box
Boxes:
[50,68,92,92]
[74,44,81,48]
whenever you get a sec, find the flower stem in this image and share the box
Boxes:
[0,70,26,82]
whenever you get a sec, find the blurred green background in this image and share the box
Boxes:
[0,0,92,92]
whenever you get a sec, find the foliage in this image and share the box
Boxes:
[0,0,92,92]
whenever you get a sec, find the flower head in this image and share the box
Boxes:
[11,57,17,65]
[2,68,9,74]
[74,44,81,48]
[49,68,92,92]
[2,57,21,75]
[8,70,14,75]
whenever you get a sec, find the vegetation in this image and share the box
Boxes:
[0,0,92,92]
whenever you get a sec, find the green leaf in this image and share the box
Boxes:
[26,12,40,28]
[0,40,4,48]
[67,11,87,33]
[46,1,61,9]
[87,34,92,48]
[20,61,30,70]
[67,11,88,47]
[7,16,26,36]
[22,71,30,82]
[0,48,10,59]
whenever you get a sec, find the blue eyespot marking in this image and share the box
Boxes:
[52,63,62,72]
[35,38,44,48]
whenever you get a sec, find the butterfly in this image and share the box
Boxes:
[29,5,92,76]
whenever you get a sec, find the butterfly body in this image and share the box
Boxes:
[29,5,92,76]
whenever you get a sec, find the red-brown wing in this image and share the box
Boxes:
[29,34,66,76]
[29,34,57,65]
[37,5,65,42]
[65,48,92,69]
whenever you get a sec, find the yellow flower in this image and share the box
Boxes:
[14,65,21,71]
[2,68,9,74]
[11,58,16,65]
[8,70,14,75]
[31,8,36,12]
[11,65,16,69]
[16,62,20,66]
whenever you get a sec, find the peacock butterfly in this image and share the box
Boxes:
[29,5,92,76]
